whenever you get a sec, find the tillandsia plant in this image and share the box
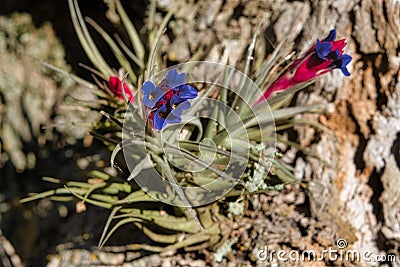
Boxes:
[22,0,352,252]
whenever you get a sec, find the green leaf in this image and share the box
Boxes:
[65,186,114,209]
[118,209,202,233]
[116,190,158,204]
[98,206,121,249]
[68,0,113,78]
[126,155,154,181]
[90,194,119,203]
[147,4,177,78]
[99,216,141,248]
[253,36,291,88]
[85,17,137,83]
[103,182,132,194]
[149,151,204,231]
[115,0,145,62]
[114,34,145,69]
[266,81,314,108]
[164,144,241,185]
[20,187,88,203]
[38,59,101,94]
[244,104,323,129]
[88,170,111,180]
[136,224,180,244]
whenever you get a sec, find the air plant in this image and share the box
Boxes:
[22,0,351,252]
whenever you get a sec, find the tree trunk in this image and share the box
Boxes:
[292,0,400,262]
[167,0,400,264]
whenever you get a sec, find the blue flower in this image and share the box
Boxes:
[151,89,193,130]
[324,29,336,42]
[143,68,198,130]
[153,104,168,130]
[177,84,198,100]
[336,54,352,76]
[142,81,165,108]
[170,95,191,115]
[315,40,333,60]
[163,69,186,89]
[314,29,352,77]
[152,98,191,130]
[166,98,191,125]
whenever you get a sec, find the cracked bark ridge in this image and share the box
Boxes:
[293,0,400,263]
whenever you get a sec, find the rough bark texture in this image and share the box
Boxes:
[165,0,400,265]
[294,0,400,264]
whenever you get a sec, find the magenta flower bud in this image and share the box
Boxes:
[256,29,352,104]
[108,76,134,102]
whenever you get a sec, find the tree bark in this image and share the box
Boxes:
[291,0,400,263]
[168,0,400,259]
[167,0,400,264]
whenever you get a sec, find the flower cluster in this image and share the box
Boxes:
[108,76,134,102]
[256,29,352,104]
[142,69,198,130]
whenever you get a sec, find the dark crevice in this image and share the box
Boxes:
[372,53,390,112]
[354,133,367,171]
[349,9,357,41]
[376,52,390,74]
[308,1,315,18]
[367,168,387,252]
[295,191,311,218]
[375,81,388,112]
[285,127,299,146]
[363,54,388,106]
[345,102,368,171]
[293,29,304,50]
[382,2,389,25]
[311,131,321,145]
[391,132,400,169]
[349,3,390,112]
[349,9,365,59]
[366,119,375,136]
[230,4,244,21]
[369,7,380,48]
[263,23,277,55]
